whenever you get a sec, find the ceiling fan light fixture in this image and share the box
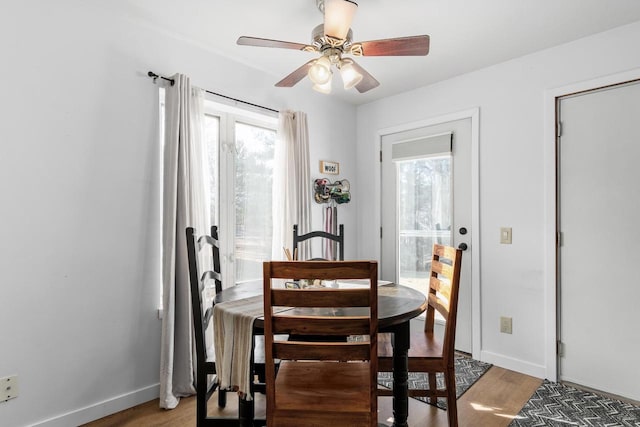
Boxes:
[339,59,362,90]
[324,0,358,40]
[312,79,332,94]
[237,0,426,95]
[308,56,332,85]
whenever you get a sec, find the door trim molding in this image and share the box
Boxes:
[544,68,640,382]
[376,107,480,360]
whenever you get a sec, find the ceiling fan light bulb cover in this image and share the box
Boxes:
[308,56,332,84]
[340,61,363,89]
[324,0,358,40]
[312,79,332,94]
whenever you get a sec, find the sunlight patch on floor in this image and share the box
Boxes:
[469,401,518,420]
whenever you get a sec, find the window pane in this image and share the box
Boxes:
[234,122,276,283]
[204,114,220,226]
[397,156,452,294]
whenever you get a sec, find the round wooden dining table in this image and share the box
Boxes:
[214,280,427,427]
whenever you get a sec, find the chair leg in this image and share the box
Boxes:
[428,372,438,405]
[444,368,458,427]
[197,379,206,427]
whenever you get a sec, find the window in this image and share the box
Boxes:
[203,100,277,287]
[159,89,277,289]
[397,155,452,285]
[389,131,453,301]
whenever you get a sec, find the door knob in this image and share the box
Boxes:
[458,243,468,251]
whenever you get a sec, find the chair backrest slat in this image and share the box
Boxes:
[203,306,213,327]
[200,270,222,284]
[434,244,459,260]
[293,224,345,260]
[431,259,454,278]
[274,341,371,361]
[271,288,370,307]
[198,234,219,248]
[272,315,371,336]
[430,276,451,301]
[424,243,463,361]
[269,260,368,280]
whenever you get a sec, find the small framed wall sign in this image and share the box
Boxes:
[319,160,340,175]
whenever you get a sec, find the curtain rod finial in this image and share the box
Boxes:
[147,71,175,86]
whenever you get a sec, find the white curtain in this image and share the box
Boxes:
[159,74,211,409]
[272,110,312,260]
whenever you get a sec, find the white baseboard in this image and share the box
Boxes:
[30,383,160,427]
[480,350,547,379]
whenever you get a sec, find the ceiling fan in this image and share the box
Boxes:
[237,0,430,94]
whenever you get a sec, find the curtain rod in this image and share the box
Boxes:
[147,71,279,114]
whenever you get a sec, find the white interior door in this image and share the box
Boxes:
[381,117,472,353]
[558,80,640,401]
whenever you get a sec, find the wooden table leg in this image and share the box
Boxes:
[391,321,410,427]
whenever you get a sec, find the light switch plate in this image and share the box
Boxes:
[500,227,512,244]
[1,375,18,401]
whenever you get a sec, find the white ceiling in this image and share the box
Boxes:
[118,0,640,105]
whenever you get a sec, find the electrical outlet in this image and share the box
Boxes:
[500,316,513,334]
[1,375,18,402]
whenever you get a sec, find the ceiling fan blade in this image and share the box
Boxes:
[275,59,316,87]
[323,0,358,40]
[356,35,430,56]
[349,60,380,93]
[237,36,311,51]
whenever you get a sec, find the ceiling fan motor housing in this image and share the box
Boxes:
[312,24,353,51]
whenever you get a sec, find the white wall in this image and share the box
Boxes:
[0,2,356,426]
[356,20,640,378]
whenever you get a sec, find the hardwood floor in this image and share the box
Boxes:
[82,366,542,427]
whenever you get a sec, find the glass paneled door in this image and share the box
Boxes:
[381,117,473,353]
[397,156,452,290]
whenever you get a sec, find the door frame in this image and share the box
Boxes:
[543,68,640,382]
[376,107,480,359]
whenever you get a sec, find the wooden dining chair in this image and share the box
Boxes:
[293,224,344,260]
[378,244,463,427]
[263,261,379,427]
[186,226,266,427]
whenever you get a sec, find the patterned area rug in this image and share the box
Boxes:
[378,355,492,410]
[510,380,640,426]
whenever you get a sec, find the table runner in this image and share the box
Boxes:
[213,294,264,400]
